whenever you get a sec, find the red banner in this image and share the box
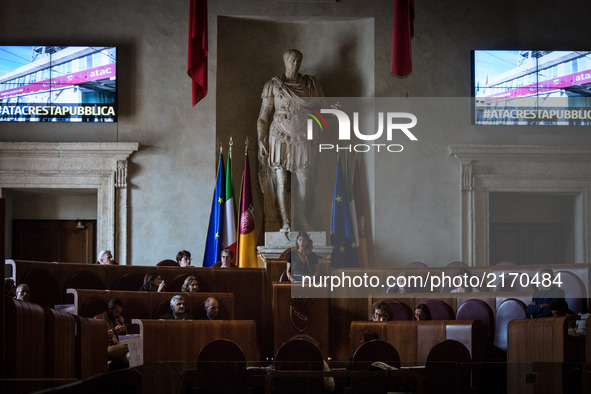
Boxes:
[188,0,208,106]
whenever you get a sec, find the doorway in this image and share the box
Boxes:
[5,188,98,263]
[489,192,575,265]
[12,219,96,263]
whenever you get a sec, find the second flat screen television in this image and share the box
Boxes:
[473,50,591,125]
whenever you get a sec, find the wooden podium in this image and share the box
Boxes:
[272,283,329,358]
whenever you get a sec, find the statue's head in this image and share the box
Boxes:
[283,49,303,73]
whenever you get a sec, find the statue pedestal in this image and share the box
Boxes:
[257,231,332,258]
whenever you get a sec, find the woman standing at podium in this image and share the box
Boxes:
[286,231,318,283]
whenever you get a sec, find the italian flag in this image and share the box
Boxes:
[223,147,237,256]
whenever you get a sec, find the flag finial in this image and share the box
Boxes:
[245,136,249,155]
[229,137,233,158]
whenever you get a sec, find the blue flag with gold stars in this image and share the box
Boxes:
[203,151,225,267]
[331,155,359,268]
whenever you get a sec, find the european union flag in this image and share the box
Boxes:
[202,151,225,267]
[331,155,359,268]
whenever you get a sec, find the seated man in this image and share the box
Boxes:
[160,295,192,320]
[204,297,220,320]
[16,283,30,301]
[526,268,566,318]
[96,249,118,265]
[211,249,237,268]
[94,298,129,370]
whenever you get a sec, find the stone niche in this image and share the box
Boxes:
[449,144,591,266]
[0,142,139,265]
[216,15,375,234]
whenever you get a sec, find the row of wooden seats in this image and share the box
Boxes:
[272,283,525,362]
[13,260,272,356]
[12,261,588,316]
[67,289,235,334]
[132,318,258,363]
[11,260,590,363]
[3,297,107,394]
[180,336,469,394]
[349,320,477,365]
[13,260,265,306]
[370,294,588,356]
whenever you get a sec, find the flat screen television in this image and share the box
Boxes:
[0,45,117,122]
[472,50,591,125]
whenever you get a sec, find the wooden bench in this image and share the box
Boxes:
[67,289,235,335]
[350,320,476,365]
[131,319,258,363]
[507,315,589,394]
[72,314,108,379]
[4,297,108,387]
[14,260,272,358]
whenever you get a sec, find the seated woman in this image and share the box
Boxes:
[371,301,391,322]
[139,272,165,292]
[181,275,199,292]
[286,231,318,283]
[176,250,192,267]
[414,303,432,321]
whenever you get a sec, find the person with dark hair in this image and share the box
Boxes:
[346,330,381,372]
[362,329,380,342]
[176,250,192,267]
[526,268,565,318]
[16,283,30,301]
[160,295,192,320]
[5,278,17,298]
[414,303,432,321]
[371,301,391,322]
[211,249,237,268]
[181,275,199,293]
[549,298,573,317]
[286,231,318,282]
[139,272,165,292]
[94,298,129,369]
